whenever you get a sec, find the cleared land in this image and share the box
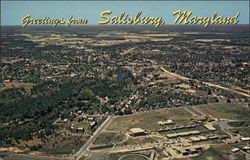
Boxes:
[14,134,87,156]
[120,154,148,160]
[106,108,193,132]
[195,103,249,120]
[118,136,162,146]
[93,132,125,145]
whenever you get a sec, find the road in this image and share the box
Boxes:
[160,66,250,98]
[120,47,136,55]
[184,108,199,116]
[203,82,250,98]
[73,116,114,160]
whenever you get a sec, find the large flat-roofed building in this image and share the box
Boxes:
[204,123,216,131]
[241,137,250,141]
[166,130,200,138]
[130,128,148,136]
[158,120,175,126]
[191,116,207,122]
[190,135,208,142]
[178,149,189,156]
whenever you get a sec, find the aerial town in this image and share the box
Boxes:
[0,25,249,160]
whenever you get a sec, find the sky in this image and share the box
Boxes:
[1,1,249,25]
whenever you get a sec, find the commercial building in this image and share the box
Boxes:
[166,131,200,138]
[203,123,216,131]
[130,128,149,137]
[158,120,175,125]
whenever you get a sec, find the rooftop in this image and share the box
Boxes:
[130,128,146,133]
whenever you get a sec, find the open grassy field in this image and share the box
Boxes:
[105,152,129,160]
[195,103,249,120]
[105,152,150,160]
[120,154,148,160]
[75,121,91,128]
[38,135,86,155]
[118,136,162,146]
[16,133,87,156]
[107,108,193,132]
[93,132,126,145]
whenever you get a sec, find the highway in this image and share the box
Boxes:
[160,66,250,98]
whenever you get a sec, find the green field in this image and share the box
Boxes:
[93,132,126,145]
[107,108,193,132]
[36,134,87,156]
[89,144,114,150]
[105,153,148,160]
[120,154,148,160]
[196,103,249,120]
[105,152,129,160]
[118,136,162,146]
[75,121,91,128]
